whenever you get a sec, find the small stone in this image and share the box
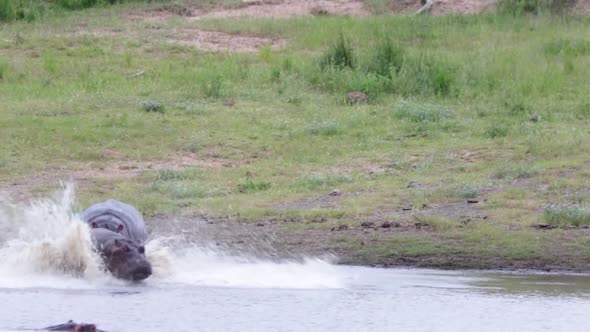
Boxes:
[529,114,540,122]
[381,221,392,228]
[329,189,343,196]
[467,199,479,204]
[360,221,375,228]
[256,222,265,227]
[407,181,421,188]
[346,91,368,105]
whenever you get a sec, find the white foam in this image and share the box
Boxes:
[0,183,343,290]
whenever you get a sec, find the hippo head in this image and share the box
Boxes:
[102,237,152,281]
[90,219,125,235]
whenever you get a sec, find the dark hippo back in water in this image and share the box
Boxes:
[81,199,148,246]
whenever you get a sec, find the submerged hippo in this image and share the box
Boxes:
[81,199,148,246]
[91,228,152,281]
[42,320,104,331]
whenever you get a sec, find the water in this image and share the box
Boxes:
[1,185,589,332]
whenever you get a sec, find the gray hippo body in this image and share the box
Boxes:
[91,228,152,281]
[81,199,148,246]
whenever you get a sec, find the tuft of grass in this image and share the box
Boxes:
[492,165,540,180]
[157,169,201,181]
[296,173,354,190]
[396,55,455,97]
[544,205,590,226]
[307,120,340,136]
[142,100,164,113]
[485,122,510,139]
[367,38,404,78]
[320,33,355,70]
[392,100,453,124]
[238,178,272,193]
[0,59,7,80]
[201,74,223,100]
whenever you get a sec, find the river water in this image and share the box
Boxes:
[1,185,589,332]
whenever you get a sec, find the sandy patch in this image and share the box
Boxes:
[429,0,497,14]
[169,28,286,52]
[189,0,370,20]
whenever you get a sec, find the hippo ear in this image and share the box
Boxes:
[117,224,124,233]
[90,222,98,229]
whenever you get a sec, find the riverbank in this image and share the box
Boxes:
[1,1,589,272]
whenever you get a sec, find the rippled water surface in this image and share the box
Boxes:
[1,185,589,331]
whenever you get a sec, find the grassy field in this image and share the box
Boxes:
[1,1,590,269]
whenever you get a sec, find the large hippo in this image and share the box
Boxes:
[91,228,152,281]
[81,199,148,246]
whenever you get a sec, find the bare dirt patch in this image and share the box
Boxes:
[0,153,235,201]
[169,28,286,52]
[189,0,370,19]
[429,0,497,15]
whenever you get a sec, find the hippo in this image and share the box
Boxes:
[81,199,148,246]
[42,320,104,332]
[91,228,152,281]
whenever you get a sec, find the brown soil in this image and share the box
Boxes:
[0,153,235,201]
[169,28,286,52]
[147,214,590,271]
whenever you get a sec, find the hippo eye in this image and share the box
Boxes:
[138,246,145,254]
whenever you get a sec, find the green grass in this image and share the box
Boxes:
[1,2,590,268]
[544,206,590,226]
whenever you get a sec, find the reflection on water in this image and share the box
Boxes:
[472,272,590,297]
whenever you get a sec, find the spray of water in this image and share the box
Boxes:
[0,183,343,289]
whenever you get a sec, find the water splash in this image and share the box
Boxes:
[0,183,343,290]
[0,183,105,288]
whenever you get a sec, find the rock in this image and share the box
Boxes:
[466,199,479,204]
[98,149,126,159]
[407,181,421,188]
[331,224,349,231]
[256,222,265,227]
[329,189,343,196]
[529,114,540,122]
[532,223,557,230]
[360,221,375,228]
[346,91,368,105]
[381,221,392,228]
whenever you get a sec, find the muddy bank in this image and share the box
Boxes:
[146,214,590,272]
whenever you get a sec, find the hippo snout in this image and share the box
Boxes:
[130,260,152,281]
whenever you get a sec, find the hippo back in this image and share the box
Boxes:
[81,199,147,245]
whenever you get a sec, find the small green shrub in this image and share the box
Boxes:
[392,100,453,124]
[201,75,223,100]
[0,59,7,80]
[485,122,510,139]
[0,0,14,21]
[396,55,455,97]
[238,178,272,193]
[320,33,355,70]
[544,39,590,57]
[142,100,164,113]
[367,39,404,78]
[544,205,590,226]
